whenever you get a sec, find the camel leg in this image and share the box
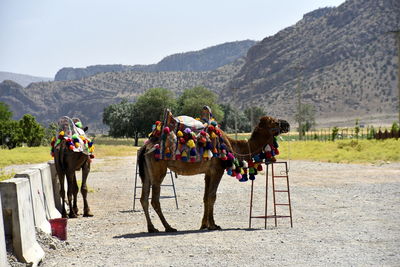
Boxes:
[202,170,224,230]
[81,161,93,217]
[200,174,211,230]
[140,166,159,233]
[57,172,68,218]
[151,181,177,232]
[66,171,78,218]
[72,173,79,215]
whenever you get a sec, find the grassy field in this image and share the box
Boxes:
[0,138,398,181]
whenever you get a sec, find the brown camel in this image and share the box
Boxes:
[54,139,93,218]
[138,116,289,232]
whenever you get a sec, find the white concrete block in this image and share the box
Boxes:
[0,193,10,267]
[47,160,62,213]
[30,163,61,219]
[15,169,51,234]
[0,178,45,266]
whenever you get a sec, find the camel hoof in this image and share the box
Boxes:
[165,227,177,232]
[208,225,221,231]
[68,213,78,219]
[200,225,207,230]
[83,210,94,217]
[148,227,159,233]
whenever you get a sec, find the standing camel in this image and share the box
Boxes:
[54,140,93,218]
[53,117,94,218]
[138,116,289,232]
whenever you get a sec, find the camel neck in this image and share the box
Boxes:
[225,134,267,160]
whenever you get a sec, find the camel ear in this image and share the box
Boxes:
[258,116,270,128]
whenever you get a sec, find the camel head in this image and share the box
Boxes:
[251,116,290,145]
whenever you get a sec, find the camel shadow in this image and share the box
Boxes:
[113,228,261,239]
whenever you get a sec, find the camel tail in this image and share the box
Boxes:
[138,146,147,183]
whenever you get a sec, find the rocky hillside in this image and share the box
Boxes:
[0,58,245,131]
[54,40,255,81]
[1,0,399,131]
[0,71,52,87]
[224,0,400,126]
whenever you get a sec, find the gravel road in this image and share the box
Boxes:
[7,156,400,266]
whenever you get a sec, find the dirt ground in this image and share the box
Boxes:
[7,156,400,267]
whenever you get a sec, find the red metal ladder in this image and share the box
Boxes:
[249,161,293,228]
[132,157,179,211]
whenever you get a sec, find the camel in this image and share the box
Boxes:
[54,139,93,218]
[53,117,94,218]
[138,115,290,232]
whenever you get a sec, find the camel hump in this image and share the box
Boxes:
[174,116,205,131]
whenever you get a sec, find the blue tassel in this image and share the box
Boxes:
[239,173,248,182]
[249,174,256,180]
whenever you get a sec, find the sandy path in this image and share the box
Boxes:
[9,156,400,266]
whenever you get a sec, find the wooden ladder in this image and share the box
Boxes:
[249,161,293,228]
[132,157,179,211]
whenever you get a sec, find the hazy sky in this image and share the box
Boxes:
[0,0,346,78]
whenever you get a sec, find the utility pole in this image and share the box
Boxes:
[396,31,400,126]
[233,88,238,140]
[294,65,304,140]
[389,30,400,125]
[250,83,254,129]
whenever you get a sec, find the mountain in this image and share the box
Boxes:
[0,58,246,131]
[1,0,399,131]
[223,0,400,126]
[54,40,256,81]
[0,71,52,87]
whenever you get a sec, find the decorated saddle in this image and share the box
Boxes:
[147,107,280,182]
[50,116,95,157]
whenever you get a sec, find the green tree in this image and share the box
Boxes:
[176,86,223,122]
[391,121,399,133]
[0,102,12,121]
[354,119,360,139]
[133,88,177,144]
[244,106,265,131]
[0,120,22,148]
[42,122,58,146]
[295,103,316,139]
[17,114,45,147]
[331,126,339,141]
[103,88,177,145]
[367,126,376,140]
[103,99,136,139]
[220,104,249,133]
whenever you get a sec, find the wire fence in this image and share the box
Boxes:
[279,127,400,142]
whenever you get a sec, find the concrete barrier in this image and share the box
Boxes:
[30,163,61,219]
[0,178,45,266]
[0,193,10,267]
[47,160,62,213]
[15,169,51,234]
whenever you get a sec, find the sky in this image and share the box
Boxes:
[0,0,346,78]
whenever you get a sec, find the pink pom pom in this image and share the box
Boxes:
[227,152,235,160]
[163,127,170,134]
[236,173,242,180]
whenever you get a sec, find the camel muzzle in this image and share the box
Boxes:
[279,119,290,134]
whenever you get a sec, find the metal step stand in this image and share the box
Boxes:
[249,161,293,228]
[132,158,179,211]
